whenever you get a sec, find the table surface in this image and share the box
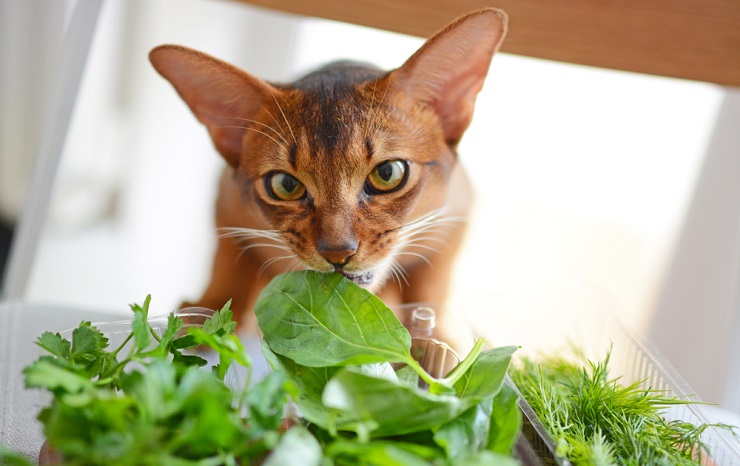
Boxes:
[0,301,127,461]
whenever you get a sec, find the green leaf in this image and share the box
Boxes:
[188,329,251,380]
[0,445,34,465]
[450,450,521,466]
[246,372,288,431]
[201,300,237,336]
[24,358,93,394]
[255,271,413,367]
[453,346,517,402]
[322,367,467,437]
[131,295,152,352]
[326,440,439,466]
[36,332,71,359]
[262,343,345,429]
[262,426,323,466]
[141,312,183,359]
[434,398,493,458]
[487,383,522,455]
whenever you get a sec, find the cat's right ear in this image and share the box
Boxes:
[149,45,279,167]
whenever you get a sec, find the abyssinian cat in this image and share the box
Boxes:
[149,8,507,349]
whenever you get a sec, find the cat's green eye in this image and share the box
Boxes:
[266,172,306,201]
[366,160,408,194]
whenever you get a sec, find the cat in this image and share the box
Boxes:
[149,8,507,350]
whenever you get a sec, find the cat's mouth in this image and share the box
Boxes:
[335,268,374,286]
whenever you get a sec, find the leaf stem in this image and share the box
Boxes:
[404,358,447,393]
[442,337,486,386]
[110,332,134,358]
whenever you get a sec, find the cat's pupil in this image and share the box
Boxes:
[377,162,393,182]
[282,175,298,193]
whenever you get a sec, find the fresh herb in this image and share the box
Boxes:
[255,271,522,464]
[510,348,736,465]
[2,272,524,465]
[14,299,305,465]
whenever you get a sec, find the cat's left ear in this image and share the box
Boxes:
[149,45,281,167]
[391,8,507,147]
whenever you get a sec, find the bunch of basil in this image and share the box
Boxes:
[256,271,522,465]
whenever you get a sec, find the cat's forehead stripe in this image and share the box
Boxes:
[365,137,374,160]
[288,143,298,169]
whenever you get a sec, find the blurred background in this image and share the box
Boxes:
[1,0,738,417]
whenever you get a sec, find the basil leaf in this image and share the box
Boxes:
[255,271,413,367]
[262,343,347,429]
[453,346,517,402]
[263,426,323,466]
[450,450,521,466]
[327,440,439,466]
[434,398,493,458]
[487,383,522,455]
[322,367,468,437]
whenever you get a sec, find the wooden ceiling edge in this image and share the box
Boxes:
[228,0,740,88]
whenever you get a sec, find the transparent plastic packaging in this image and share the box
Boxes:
[470,288,740,466]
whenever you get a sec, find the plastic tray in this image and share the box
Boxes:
[470,287,740,465]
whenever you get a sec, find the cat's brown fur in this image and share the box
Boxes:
[149,8,507,349]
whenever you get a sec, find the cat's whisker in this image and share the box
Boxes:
[395,241,441,255]
[218,227,284,242]
[394,250,433,267]
[218,227,292,260]
[400,235,450,247]
[398,210,464,241]
[216,125,286,151]
[229,116,289,146]
[262,107,292,146]
[240,242,293,253]
[269,90,297,145]
[388,260,410,288]
[286,258,303,274]
[257,254,298,280]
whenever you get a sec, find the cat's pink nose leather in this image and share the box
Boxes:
[318,245,357,267]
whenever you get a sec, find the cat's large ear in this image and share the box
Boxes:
[149,45,279,167]
[391,8,507,147]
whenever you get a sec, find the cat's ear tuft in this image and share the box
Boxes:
[392,8,507,147]
[149,45,279,167]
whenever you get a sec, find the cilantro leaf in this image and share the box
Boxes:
[130,295,152,352]
[201,300,236,336]
[24,357,93,395]
[35,331,71,359]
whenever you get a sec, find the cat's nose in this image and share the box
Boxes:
[318,240,358,267]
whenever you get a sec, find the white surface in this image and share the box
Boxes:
[0,302,125,460]
[649,88,740,410]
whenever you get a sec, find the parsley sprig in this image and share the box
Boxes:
[19,297,298,465]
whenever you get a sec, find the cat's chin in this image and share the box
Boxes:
[335,268,374,287]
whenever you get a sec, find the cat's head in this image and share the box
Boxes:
[150,8,506,291]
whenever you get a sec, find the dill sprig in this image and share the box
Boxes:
[511,348,735,465]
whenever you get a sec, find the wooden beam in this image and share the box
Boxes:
[229,0,740,87]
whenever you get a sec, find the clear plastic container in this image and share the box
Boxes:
[468,287,740,466]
